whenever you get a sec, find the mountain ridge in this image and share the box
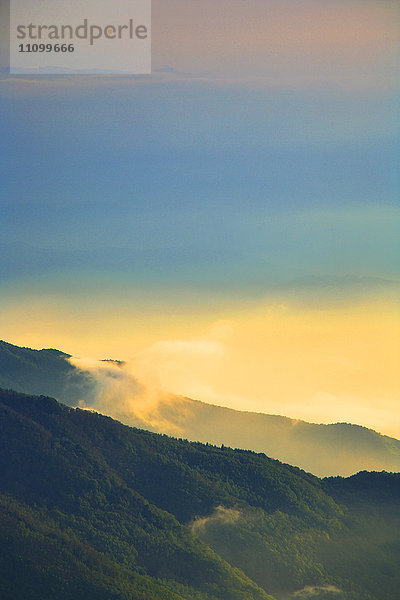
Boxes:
[1,339,399,477]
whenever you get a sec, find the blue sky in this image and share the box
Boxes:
[0,77,398,297]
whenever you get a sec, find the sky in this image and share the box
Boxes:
[1,0,399,436]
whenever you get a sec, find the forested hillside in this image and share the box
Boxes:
[1,388,399,600]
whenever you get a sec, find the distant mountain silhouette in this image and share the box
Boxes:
[1,339,399,477]
[142,395,400,477]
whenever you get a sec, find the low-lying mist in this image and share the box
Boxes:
[189,503,345,599]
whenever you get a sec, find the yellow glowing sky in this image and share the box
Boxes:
[2,295,399,438]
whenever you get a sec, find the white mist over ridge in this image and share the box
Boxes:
[69,356,186,438]
[68,339,400,478]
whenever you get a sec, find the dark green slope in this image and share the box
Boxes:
[316,473,400,600]
[0,496,187,600]
[0,388,274,600]
[1,388,400,600]
[0,339,94,405]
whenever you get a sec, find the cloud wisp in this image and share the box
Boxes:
[191,506,241,535]
[292,585,342,598]
[69,356,186,436]
[68,321,232,436]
